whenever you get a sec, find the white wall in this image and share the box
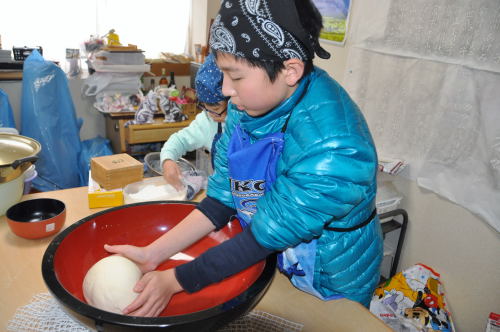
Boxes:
[313,43,349,85]
[330,3,499,332]
[190,0,219,58]
[190,0,209,52]
[392,176,499,331]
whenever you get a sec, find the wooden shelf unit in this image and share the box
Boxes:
[104,110,198,154]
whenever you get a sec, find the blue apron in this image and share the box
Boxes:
[227,122,343,301]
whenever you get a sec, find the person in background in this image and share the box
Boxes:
[160,53,228,190]
[106,0,382,317]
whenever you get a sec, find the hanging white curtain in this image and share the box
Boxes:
[343,0,500,231]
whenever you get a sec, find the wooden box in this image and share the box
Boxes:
[90,153,143,190]
[125,118,192,145]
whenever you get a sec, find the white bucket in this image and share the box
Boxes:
[23,165,37,195]
[0,174,24,216]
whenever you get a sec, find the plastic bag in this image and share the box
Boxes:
[0,88,16,128]
[79,136,113,184]
[182,169,208,200]
[93,91,143,113]
[20,50,85,191]
[81,72,142,96]
[370,264,454,332]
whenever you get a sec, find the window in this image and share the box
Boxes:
[0,0,190,63]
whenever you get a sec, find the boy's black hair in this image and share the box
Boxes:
[213,0,324,83]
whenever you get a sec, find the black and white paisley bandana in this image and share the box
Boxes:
[210,0,330,61]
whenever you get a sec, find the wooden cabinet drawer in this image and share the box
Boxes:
[125,119,192,144]
[105,117,129,153]
[104,112,197,153]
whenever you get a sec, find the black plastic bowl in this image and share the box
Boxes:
[7,198,66,239]
[42,201,276,331]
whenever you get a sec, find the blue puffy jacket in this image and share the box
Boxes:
[208,67,383,306]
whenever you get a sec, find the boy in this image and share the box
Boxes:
[160,53,228,190]
[106,0,383,317]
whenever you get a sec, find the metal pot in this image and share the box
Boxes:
[144,152,195,176]
[0,133,41,183]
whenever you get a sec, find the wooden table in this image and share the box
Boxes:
[0,187,392,331]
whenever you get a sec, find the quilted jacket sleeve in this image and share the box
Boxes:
[251,78,378,251]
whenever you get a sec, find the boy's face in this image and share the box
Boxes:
[216,53,296,117]
[201,100,228,123]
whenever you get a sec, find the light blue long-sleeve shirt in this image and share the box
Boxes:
[160,111,222,163]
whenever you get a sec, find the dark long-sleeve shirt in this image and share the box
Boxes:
[175,196,274,292]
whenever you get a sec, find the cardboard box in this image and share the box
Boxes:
[91,153,143,190]
[88,171,124,208]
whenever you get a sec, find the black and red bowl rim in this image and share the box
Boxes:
[41,201,276,330]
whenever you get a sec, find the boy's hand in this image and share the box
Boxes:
[104,244,157,274]
[162,159,184,191]
[123,269,183,317]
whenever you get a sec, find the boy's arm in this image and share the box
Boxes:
[254,133,378,250]
[174,105,268,292]
[175,226,273,292]
[146,209,217,266]
[160,112,216,163]
[106,209,222,317]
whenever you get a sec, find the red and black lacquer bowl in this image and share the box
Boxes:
[42,201,276,331]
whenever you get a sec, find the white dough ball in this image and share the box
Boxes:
[83,255,142,314]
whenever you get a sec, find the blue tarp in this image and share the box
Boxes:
[0,88,16,129]
[79,136,113,184]
[20,50,112,191]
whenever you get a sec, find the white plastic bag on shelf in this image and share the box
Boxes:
[82,72,142,96]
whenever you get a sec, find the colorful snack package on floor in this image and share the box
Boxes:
[370,264,455,332]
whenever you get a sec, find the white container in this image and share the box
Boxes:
[123,176,187,204]
[376,181,403,215]
[23,165,37,194]
[0,174,24,216]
